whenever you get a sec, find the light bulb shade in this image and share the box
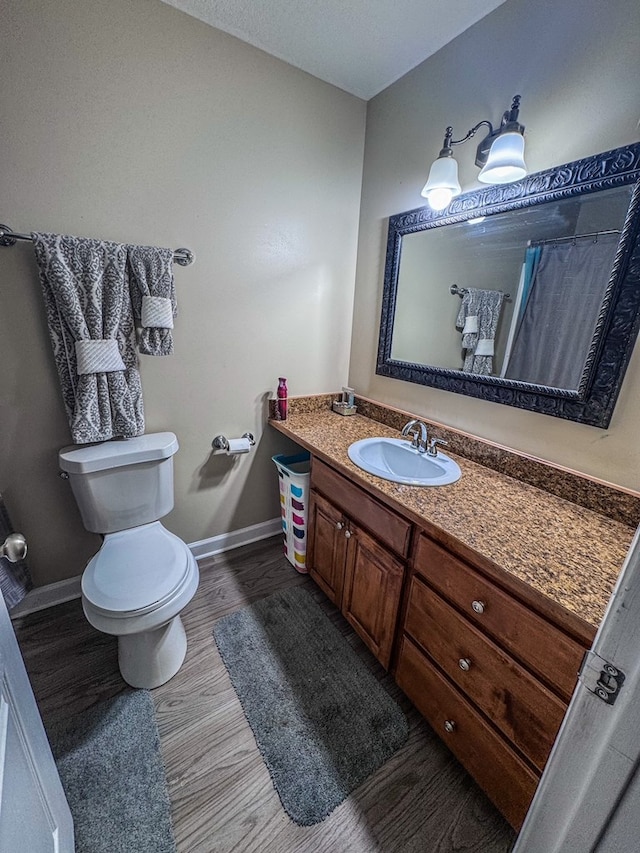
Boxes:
[421,154,461,210]
[478,132,526,184]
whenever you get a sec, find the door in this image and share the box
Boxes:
[513,525,640,852]
[0,536,74,852]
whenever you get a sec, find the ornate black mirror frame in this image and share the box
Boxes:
[376,142,640,428]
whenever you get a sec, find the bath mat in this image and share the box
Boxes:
[213,586,409,825]
[47,689,176,853]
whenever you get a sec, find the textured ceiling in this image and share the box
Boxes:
[159,0,507,100]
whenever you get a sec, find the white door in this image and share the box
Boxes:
[0,535,74,852]
[514,525,640,852]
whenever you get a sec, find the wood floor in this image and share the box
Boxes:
[14,537,516,853]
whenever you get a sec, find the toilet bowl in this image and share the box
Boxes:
[59,433,199,689]
[82,521,199,688]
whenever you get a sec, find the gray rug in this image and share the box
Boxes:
[47,689,176,853]
[213,586,409,825]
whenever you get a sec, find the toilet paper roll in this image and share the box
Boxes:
[226,437,251,455]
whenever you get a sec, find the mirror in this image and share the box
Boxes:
[377,142,640,427]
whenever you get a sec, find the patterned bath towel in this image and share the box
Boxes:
[457,288,504,375]
[32,232,144,443]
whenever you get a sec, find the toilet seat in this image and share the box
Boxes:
[82,521,192,618]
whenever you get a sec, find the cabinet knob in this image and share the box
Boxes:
[471,600,485,614]
[344,529,352,539]
[444,719,456,733]
[458,658,471,671]
[335,521,344,530]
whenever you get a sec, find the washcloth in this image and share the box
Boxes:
[32,232,144,443]
[456,288,504,375]
[127,245,177,355]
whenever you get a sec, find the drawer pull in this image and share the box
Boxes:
[335,521,344,530]
[458,657,471,671]
[344,529,352,539]
[444,719,456,733]
[471,599,485,614]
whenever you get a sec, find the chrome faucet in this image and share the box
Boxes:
[401,419,428,453]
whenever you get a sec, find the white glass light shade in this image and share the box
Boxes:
[421,155,461,210]
[478,131,526,184]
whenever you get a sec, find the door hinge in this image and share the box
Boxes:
[578,650,625,705]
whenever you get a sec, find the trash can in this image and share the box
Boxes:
[272,451,311,573]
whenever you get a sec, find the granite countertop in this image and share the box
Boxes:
[271,410,635,630]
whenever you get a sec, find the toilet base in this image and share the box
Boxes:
[117,615,187,689]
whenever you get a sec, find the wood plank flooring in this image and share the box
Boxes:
[14,537,516,852]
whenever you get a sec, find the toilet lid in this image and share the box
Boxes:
[82,523,192,616]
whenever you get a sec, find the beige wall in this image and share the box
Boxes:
[350,0,640,489]
[0,0,366,586]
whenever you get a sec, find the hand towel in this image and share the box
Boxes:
[127,245,177,356]
[32,232,144,443]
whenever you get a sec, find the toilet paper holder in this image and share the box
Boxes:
[212,432,256,451]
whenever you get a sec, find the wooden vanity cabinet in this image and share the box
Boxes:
[304,452,596,830]
[395,531,592,829]
[307,459,410,669]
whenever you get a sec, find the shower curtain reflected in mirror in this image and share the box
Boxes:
[504,233,620,389]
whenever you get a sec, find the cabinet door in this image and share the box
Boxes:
[307,490,347,606]
[342,522,405,669]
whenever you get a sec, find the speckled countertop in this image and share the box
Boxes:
[271,409,636,630]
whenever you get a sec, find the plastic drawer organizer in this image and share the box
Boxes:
[272,452,311,573]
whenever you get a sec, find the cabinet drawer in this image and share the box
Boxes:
[414,534,586,701]
[311,458,411,557]
[396,634,538,830]
[404,576,566,771]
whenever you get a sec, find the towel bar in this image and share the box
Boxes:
[450,282,510,299]
[0,224,194,267]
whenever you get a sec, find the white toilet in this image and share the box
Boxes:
[59,432,199,689]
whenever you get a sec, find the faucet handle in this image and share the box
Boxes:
[427,437,448,457]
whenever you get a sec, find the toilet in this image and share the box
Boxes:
[58,432,199,689]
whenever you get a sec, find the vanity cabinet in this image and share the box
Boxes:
[307,459,410,669]
[395,532,591,829]
[270,411,619,833]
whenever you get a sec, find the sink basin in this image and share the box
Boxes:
[347,437,461,486]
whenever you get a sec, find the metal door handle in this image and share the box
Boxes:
[471,600,485,614]
[444,719,456,733]
[458,658,471,671]
[1,533,27,562]
[344,529,352,539]
[335,521,344,530]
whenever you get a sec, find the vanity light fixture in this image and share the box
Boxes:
[421,95,527,211]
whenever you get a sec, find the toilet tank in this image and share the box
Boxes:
[58,433,179,534]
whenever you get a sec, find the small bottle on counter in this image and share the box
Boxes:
[277,377,288,420]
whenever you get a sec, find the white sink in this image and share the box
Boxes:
[347,437,461,486]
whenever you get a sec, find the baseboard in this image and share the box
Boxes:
[10,575,83,618]
[188,517,282,561]
[11,518,283,619]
